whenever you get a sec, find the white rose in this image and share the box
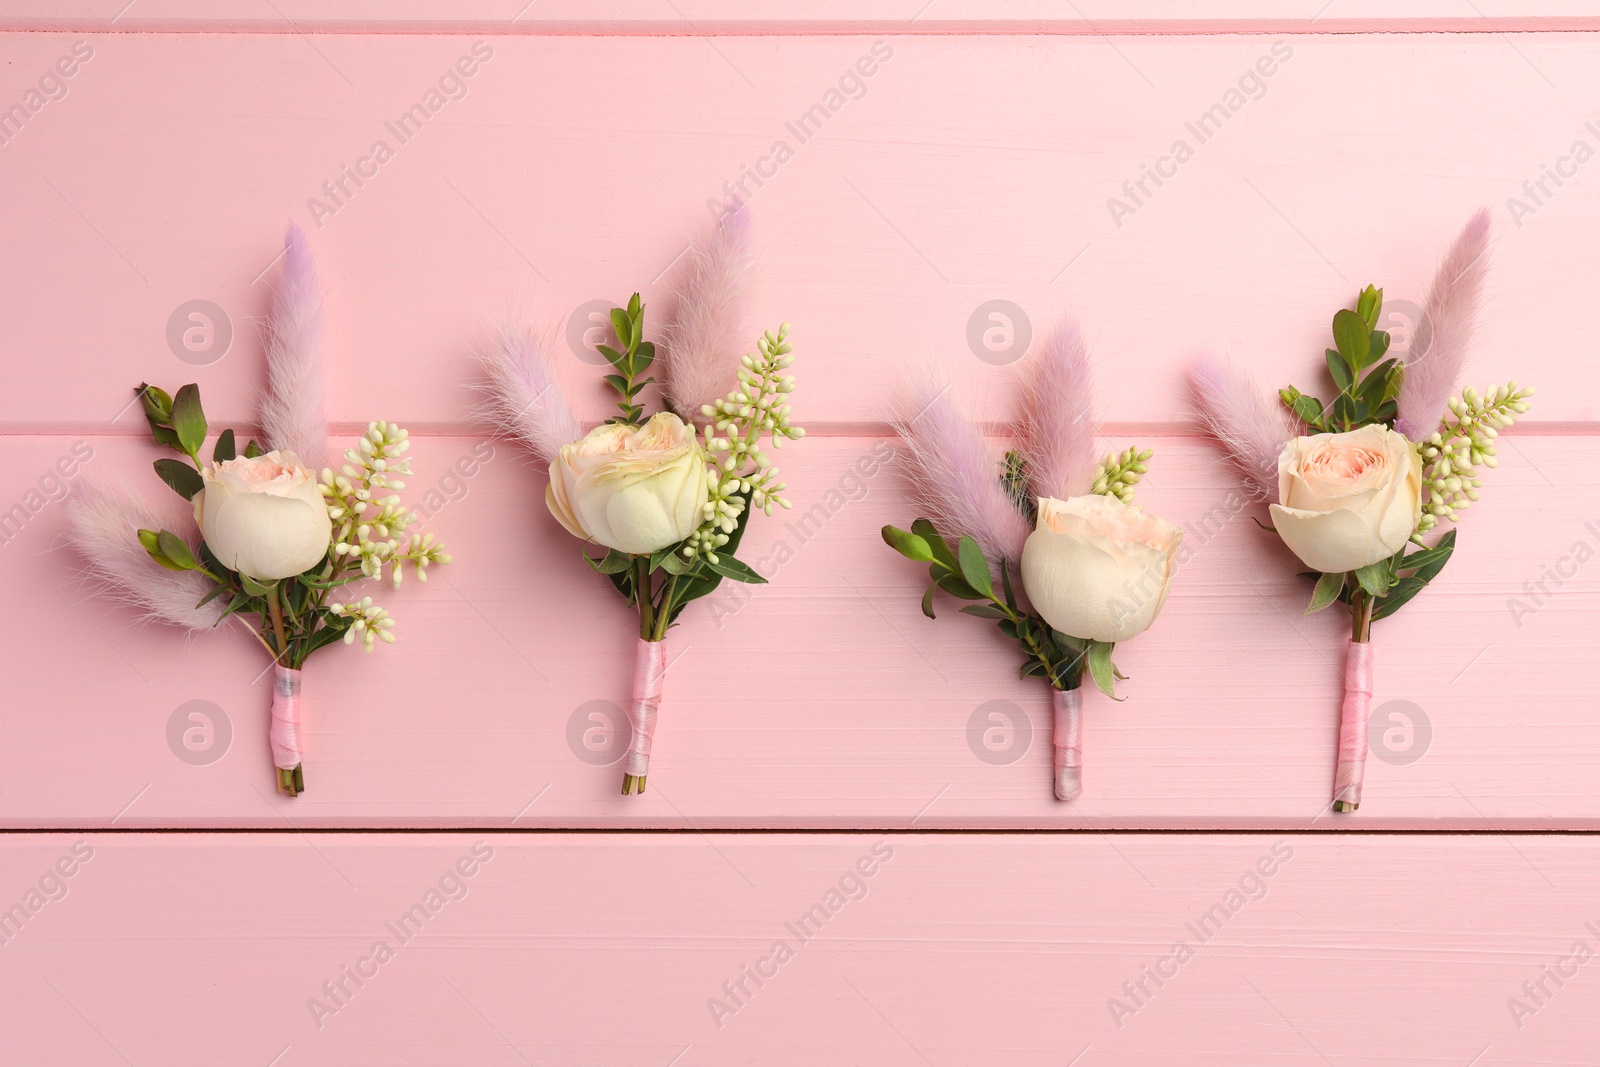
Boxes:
[1020,494,1184,644]
[194,451,333,580]
[546,412,711,555]
[1268,424,1422,574]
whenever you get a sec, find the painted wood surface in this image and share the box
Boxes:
[10,2,1600,33]
[5,432,1592,828]
[2,832,1597,1064]
[0,32,1595,436]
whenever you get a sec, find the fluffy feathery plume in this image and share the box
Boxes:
[64,482,225,631]
[659,206,756,427]
[892,377,1031,565]
[1396,208,1491,440]
[480,323,583,464]
[1188,352,1294,501]
[1019,318,1098,500]
[261,223,329,469]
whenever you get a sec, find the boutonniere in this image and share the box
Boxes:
[882,319,1182,800]
[1191,210,1531,811]
[66,226,451,795]
[482,209,803,795]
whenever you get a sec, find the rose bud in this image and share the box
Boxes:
[194,451,333,580]
[545,412,711,555]
[1020,494,1184,644]
[1268,424,1422,574]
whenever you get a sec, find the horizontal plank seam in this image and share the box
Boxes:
[6,20,1600,37]
[4,826,1600,836]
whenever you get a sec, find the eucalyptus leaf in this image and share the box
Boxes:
[1332,309,1370,370]
[920,584,937,619]
[212,427,236,463]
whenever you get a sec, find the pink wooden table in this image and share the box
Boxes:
[2,4,1597,1062]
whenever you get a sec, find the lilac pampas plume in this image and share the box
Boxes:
[892,378,1031,565]
[64,482,224,631]
[660,206,755,426]
[481,323,584,464]
[1395,208,1491,440]
[1019,318,1097,500]
[1188,352,1294,501]
[261,223,328,469]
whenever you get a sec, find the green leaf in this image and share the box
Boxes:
[999,558,1017,612]
[1087,641,1120,700]
[171,383,207,458]
[882,525,935,562]
[137,383,173,425]
[1358,358,1398,408]
[300,614,354,658]
[1288,393,1325,428]
[239,572,275,597]
[704,553,766,585]
[1332,309,1371,370]
[195,584,230,608]
[1366,330,1391,365]
[244,438,264,459]
[212,428,236,463]
[665,492,756,622]
[956,536,994,599]
[597,344,627,369]
[150,424,183,451]
[1356,284,1382,331]
[1354,560,1391,597]
[659,550,691,576]
[1020,660,1049,680]
[587,550,633,575]
[1399,529,1457,577]
[920,584,937,619]
[1305,570,1344,614]
[1326,349,1353,392]
[960,604,1008,620]
[609,308,632,352]
[157,530,198,570]
[603,373,629,393]
[935,574,984,601]
[153,458,205,500]
[910,519,957,571]
[633,340,654,371]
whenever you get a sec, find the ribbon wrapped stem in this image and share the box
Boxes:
[270,665,306,797]
[1052,686,1083,801]
[1332,638,1373,812]
[621,639,665,796]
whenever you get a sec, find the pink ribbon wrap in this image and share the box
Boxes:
[625,639,666,779]
[1333,639,1373,810]
[269,665,305,771]
[1052,687,1083,802]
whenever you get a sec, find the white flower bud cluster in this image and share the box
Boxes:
[1416,382,1534,533]
[1091,446,1153,504]
[683,324,806,564]
[329,596,395,652]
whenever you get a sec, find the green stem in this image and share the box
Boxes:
[634,557,654,640]
[1350,586,1375,643]
[651,574,679,642]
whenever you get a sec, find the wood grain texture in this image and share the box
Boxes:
[2,832,1597,1065]
[10,1,1600,33]
[0,32,1595,435]
[7,432,1592,828]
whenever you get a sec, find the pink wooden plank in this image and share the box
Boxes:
[1,831,1595,1064]
[5,432,1592,829]
[0,32,1593,432]
[8,1,1600,33]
